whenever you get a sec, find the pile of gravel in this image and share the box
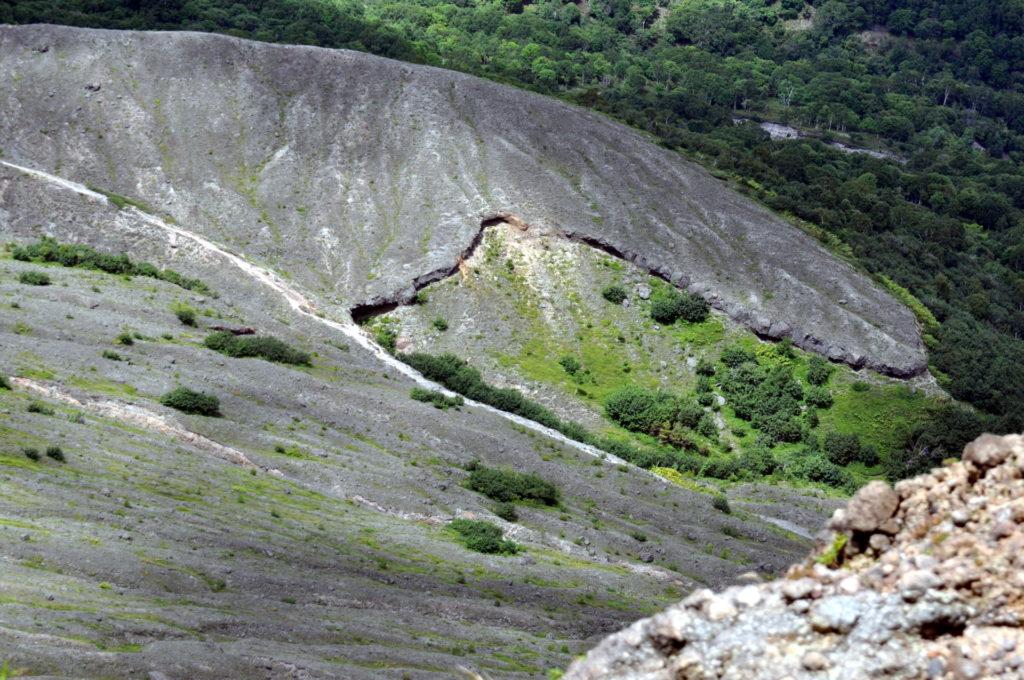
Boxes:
[567,433,1024,679]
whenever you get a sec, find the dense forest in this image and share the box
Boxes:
[3,0,1023,464]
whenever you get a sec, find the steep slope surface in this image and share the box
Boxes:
[0,145,833,677]
[568,433,1024,679]
[0,24,924,376]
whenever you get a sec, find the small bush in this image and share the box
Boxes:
[23,447,40,461]
[852,381,870,392]
[101,350,123,361]
[116,331,134,346]
[806,356,833,385]
[26,401,54,415]
[695,358,716,376]
[410,387,464,410]
[650,290,709,325]
[432,317,449,332]
[805,385,833,408]
[630,530,648,542]
[720,345,756,367]
[45,446,65,462]
[18,270,50,286]
[712,494,731,514]
[787,453,853,489]
[160,387,221,416]
[823,432,866,466]
[173,303,197,326]
[204,331,311,366]
[374,325,398,354]
[494,501,519,522]
[601,284,627,304]
[558,356,581,376]
[697,413,718,439]
[449,518,519,555]
[0,376,10,390]
[13,237,214,296]
[466,465,559,505]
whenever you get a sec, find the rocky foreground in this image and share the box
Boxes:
[567,433,1024,679]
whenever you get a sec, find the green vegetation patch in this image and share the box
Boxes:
[409,387,464,410]
[13,237,214,296]
[203,331,311,366]
[465,463,559,506]
[159,387,221,417]
[449,519,519,555]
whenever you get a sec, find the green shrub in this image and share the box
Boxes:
[695,358,716,376]
[807,356,833,385]
[604,386,676,434]
[449,518,519,555]
[432,317,449,332]
[494,501,519,522]
[26,401,54,415]
[601,284,627,304]
[786,453,853,489]
[204,331,311,366]
[18,270,50,286]
[0,375,9,390]
[374,325,398,353]
[630,530,647,542]
[720,345,756,367]
[160,387,221,416]
[466,465,559,505]
[805,385,833,408]
[45,446,65,462]
[712,494,731,514]
[650,290,709,324]
[738,444,779,476]
[697,413,718,439]
[410,387,464,409]
[115,331,134,346]
[173,303,197,326]
[823,432,868,466]
[696,391,714,407]
[852,381,870,392]
[558,355,581,376]
[23,447,40,461]
[13,237,214,295]
[101,350,123,361]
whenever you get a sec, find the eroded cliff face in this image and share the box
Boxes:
[567,433,1024,680]
[0,24,925,376]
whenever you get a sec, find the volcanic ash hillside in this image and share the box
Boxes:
[567,433,1024,679]
[0,24,924,376]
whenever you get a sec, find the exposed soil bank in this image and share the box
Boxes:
[348,213,924,378]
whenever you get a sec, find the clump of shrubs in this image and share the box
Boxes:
[18,270,51,286]
[401,352,587,443]
[204,331,311,366]
[432,317,449,332]
[712,494,731,514]
[410,387,464,410]
[449,518,519,555]
[720,345,756,367]
[23,447,40,461]
[159,387,221,416]
[823,431,878,466]
[558,355,581,376]
[101,350,123,361]
[0,375,10,390]
[173,302,197,326]
[806,355,833,386]
[805,385,833,408]
[13,237,214,296]
[465,463,559,506]
[26,401,54,415]
[601,284,627,304]
[116,331,134,346]
[493,501,519,522]
[45,446,65,462]
[650,290,709,325]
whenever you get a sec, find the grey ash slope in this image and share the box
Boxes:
[0,144,833,678]
[0,24,923,376]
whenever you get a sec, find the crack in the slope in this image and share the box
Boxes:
[344,210,921,378]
